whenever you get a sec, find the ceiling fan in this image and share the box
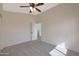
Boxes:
[20,3,44,13]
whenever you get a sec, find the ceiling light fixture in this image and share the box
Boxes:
[30,7,33,11]
[30,7,36,11]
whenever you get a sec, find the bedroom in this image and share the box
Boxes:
[0,3,79,56]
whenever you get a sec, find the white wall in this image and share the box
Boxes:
[1,11,36,49]
[37,4,79,53]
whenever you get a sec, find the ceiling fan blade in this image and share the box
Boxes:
[35,8,41,12]
[20,6,30,7]
[36,3,44,6]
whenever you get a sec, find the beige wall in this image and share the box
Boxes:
[0,4,3,49]
[0,4,1,38]
[37,4,79,52]
[1,11,36,49]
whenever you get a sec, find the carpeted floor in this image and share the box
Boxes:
[0,40,79,56]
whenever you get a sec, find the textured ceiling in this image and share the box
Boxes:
[2,3,59,15]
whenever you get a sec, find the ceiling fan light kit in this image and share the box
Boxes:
[30,7,36,11]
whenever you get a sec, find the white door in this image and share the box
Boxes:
[31,23,41,40]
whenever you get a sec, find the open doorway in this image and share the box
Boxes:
[31,23,41,40]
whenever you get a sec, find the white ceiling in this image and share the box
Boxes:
[2,3,59,15]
